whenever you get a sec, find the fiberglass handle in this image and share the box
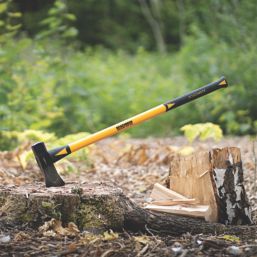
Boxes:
[49,76,228,161]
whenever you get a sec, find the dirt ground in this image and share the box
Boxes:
[0,136,257,256]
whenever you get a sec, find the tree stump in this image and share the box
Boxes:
[168,147,252,225]
[0,181,256,237]
[0,182,126,233]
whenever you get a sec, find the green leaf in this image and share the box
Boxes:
[180,124,200,143]
[199,123,223,141]
[64,13,76,21]
[0,3,7,14]
[62,27,78,38]
[55,0,66,10]
[6,24,21,31]
[7,12,22,18]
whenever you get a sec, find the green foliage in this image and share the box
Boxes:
[0,36,256,145]
[54,132,90,161]
[0,130,56,151]
[0,0,22,42]
[36,0,78,42]
[0,1,256,152]
[0,38,63,133]
[181,123,223,143]
[0,131,19,151]
[176,27,257,134]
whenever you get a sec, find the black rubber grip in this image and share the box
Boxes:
[164,76,228,111]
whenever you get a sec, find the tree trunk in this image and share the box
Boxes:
[138,0,166,53]
[0,182,255,237]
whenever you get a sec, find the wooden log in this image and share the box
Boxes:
[0,182,256,237]
[168,147,252,225]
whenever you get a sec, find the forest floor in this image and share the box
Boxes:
[0,136,257,256]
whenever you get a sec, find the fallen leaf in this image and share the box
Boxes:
[134,235,150,245]
[14,231,30,241]
[68,242,78,252]
[67,222,80,236]
[102,230,119,241]
[39,218,80,237]
[43,230,57,237]
[221,235,240,243]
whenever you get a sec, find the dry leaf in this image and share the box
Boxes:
[43,230,57,237]
[14,231,30,241]
[67,242,78,252]
[39,218,80,237]
[134,235,150,245]
[102,230,119,241]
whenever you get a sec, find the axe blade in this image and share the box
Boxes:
[32,142,65,187]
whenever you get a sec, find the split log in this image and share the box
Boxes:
[0,182,256,238]
[145,183,211,221]
[168,147,252,225]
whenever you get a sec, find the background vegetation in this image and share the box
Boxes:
[0,0,256,149]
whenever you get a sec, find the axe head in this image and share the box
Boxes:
[32,142,65,187]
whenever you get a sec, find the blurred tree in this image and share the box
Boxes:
[10,0,256,52]
[138,0,166,53]
[13,0,182,51]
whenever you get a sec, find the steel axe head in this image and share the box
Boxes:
[32,142,65,187]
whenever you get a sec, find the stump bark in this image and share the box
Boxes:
[0,182,256,237]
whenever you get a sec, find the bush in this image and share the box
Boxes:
[176,28,257,134]
[0,33,256,145]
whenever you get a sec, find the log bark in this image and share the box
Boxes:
[0,182,256,237]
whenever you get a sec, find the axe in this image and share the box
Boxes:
[32,77,228,187]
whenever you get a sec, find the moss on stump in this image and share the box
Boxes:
[0,182,125,232]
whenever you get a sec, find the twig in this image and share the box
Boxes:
[101,249,116,257]
[145,224,158,241]
[136,244,149,257]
